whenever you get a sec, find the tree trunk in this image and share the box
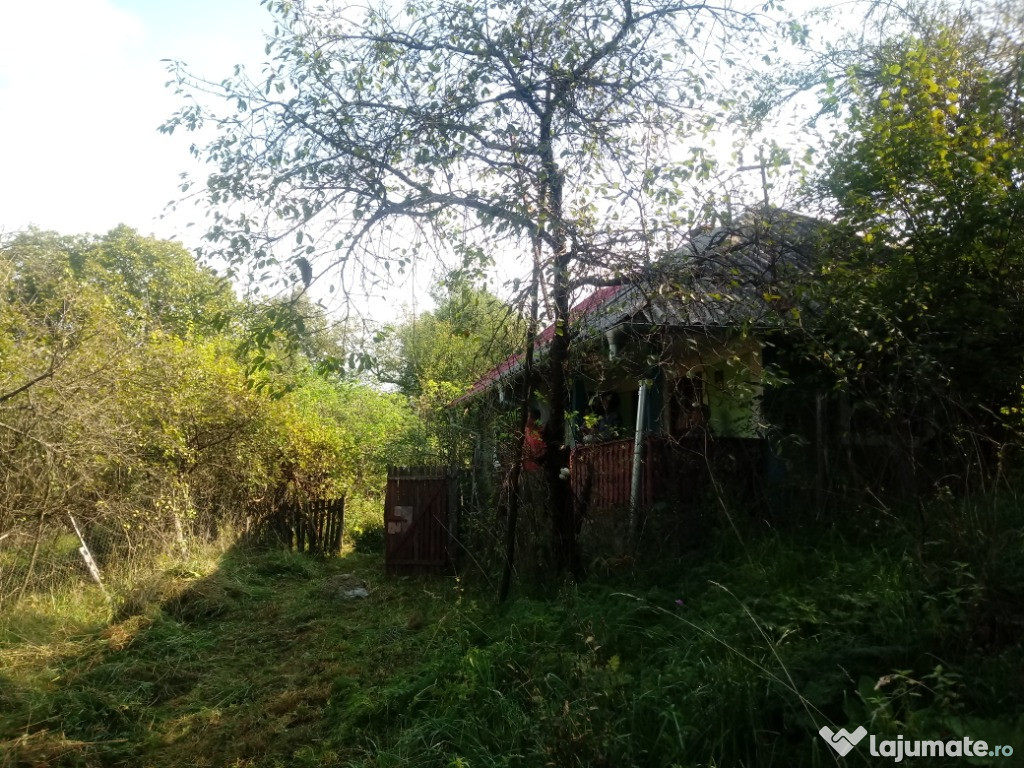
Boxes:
[544,263,580,578]
[539,116,581,579]
[499,248,542,602]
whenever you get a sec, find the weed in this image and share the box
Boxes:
[2,500,1024,767]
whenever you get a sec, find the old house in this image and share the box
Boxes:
[456,209,823,555]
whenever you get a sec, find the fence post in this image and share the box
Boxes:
[447,469,459,570]
[628,382,649,549]
[307,501,318,555]
[333,498,345,553]
[68,514,108,599]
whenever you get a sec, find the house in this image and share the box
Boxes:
[456,208,823,555]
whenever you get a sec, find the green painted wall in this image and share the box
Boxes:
[706,353,762,437]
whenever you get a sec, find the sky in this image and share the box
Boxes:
[0,0,464,319]
[0,0,274,242]
[0,0,842,321]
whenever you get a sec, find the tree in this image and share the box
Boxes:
[0,227,430,602]
[244,291,355,377]
[164,0,784,576]
[802,1,1024,490]
[373,275,525,467]
[2,227,236,342]
[376,276,522,398]
[0,229,254,595]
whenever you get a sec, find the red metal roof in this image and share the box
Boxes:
[454,284,625,403]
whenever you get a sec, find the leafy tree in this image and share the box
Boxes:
[373,276,524,467]
[164,0,784,575]
[2,227,236,339]
[76,226,238,338]
[377,276,522,398]
[803,2,1024,488]
[0,230,254,555]
[1,227,432,597]
[241,292,355,383]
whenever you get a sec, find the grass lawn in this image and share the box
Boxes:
[2,528,1023,767]
[2,549,447,767]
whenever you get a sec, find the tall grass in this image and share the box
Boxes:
[2,495,1023,767]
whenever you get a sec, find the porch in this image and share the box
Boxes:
[570,434,765,553]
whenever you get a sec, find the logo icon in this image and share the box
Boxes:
[820,725,868,757]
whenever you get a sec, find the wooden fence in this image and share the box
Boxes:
[273,497,345,556]
[571,435,765,515]
[570,438,646,510]
[384,466,459,575]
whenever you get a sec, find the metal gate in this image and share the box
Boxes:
[384,466,459,575]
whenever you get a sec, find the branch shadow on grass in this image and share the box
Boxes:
[0,543,446,768]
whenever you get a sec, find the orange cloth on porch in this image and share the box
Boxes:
[523,417,546,471]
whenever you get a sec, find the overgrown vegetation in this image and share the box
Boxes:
[3,0,1024,765]
[3,499,1023,767]
[373,276,525,465]
[792,1,1024,498]
[163,0,797,578]
[0,228,428,604]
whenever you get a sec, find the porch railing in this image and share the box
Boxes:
[570,434,764,515]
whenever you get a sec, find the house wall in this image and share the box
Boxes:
[705,347,763,438]
[566,333,764,441]
[659,333,763,438]
[466,331,764,471]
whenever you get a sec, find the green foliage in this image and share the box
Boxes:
[239,292,356,385]
[5,498,1024,767]
[163,0,779,285]
[378,277,522,400]
[797,5,1024,485]
[0,227,427,605]
[373,276,524,465]
[350,523,386,554]
[164,0,791,575]
[269,374,431,509]
[3,226,236,338]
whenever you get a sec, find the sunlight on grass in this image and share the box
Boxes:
[3,515,1024,767]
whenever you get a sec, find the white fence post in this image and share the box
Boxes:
[68,513,108,599]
